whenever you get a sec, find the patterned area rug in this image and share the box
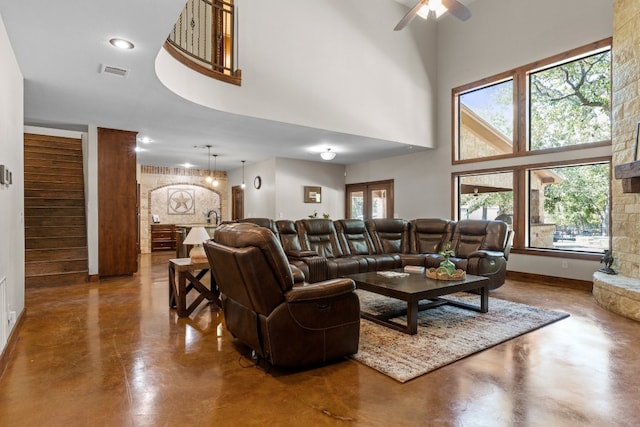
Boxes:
[351,290,569,383]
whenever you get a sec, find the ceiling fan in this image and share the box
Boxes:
[394,0,472,31]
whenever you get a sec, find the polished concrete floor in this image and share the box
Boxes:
[1,253,639,426]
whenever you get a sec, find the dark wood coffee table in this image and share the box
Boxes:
[347,270,489,335]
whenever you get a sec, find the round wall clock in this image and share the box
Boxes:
[254,176,262,189]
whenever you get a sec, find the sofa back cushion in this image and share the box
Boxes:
[335,219,375,255]
[409,218,456,254]
[366,218,409,254]
[276,219,304,253]
[452,219,508,257]
[238,217,278,235]
[296,219,343,259]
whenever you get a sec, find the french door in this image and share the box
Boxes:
[345,179,394,220]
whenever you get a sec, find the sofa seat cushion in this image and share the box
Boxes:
[400,253,428,267]
[368,254,402,270]
[326,257,363,279]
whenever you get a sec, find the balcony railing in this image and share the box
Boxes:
[165,0,241,86]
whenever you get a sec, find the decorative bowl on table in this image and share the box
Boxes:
[426,267,466,281]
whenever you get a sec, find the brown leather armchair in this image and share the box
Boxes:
[204,222,360,367]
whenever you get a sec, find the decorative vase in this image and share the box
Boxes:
[439,258,456,275]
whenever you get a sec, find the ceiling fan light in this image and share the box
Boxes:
[417,4,430,19]
[320,149,336,161]
[429,0,448,18]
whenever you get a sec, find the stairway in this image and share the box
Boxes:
[24,134,88,287]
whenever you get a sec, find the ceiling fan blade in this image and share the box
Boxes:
[394,0,427,31]
[442,0,472,21]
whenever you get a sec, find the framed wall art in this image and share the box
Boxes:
[304,186,321,203]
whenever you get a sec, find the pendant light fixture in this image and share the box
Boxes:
[241,160,246,189]
[205,145,213,183]
[212,154,219,187]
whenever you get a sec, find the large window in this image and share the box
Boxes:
[453,39,612,257]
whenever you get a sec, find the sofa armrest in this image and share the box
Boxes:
[290,264,306,283]
[286,249,319,258]
[468,250,505,259]
[285,278,355,303]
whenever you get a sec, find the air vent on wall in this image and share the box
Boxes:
[99,64,129,78]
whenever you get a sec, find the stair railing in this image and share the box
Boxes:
[165,0,241,86]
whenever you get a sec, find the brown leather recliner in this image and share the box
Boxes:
[296,219,366,278]
[424,219,513,289]
[276,219,327,283]
[335,219,398,271]
[364,218,408,268]
[204,222,360,367]
[403,218,457,266]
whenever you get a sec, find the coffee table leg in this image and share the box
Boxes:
[407,298,419,335]
[480,285,488,313]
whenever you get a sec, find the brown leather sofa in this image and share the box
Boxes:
[203,222,360,368]
[235,217,513,290]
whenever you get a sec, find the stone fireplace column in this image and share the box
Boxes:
[593,0,640,321]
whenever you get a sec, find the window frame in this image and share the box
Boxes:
[452,38,612,165]
[452,161,611,261]
[450,38,612,259]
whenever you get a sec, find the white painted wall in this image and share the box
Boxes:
[348,0,613,281]
[274,158,346,221]
[156,0,438,148]
[227,157,346,220]
[0,14,24,352]
[227,158,277,219]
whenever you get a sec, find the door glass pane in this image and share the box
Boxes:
[458,80,514,160]
[459,172,513,226]
[370,189,387,219]
[350,191,364,219]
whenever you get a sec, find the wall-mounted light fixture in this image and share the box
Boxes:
[320,148,336,161]
[212,154,219,187]
[241,160,246,189]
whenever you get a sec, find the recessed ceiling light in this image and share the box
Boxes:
[182,163,194,168]
[109,38,134,50]
[134,147,146,153]
[139,136,152,144]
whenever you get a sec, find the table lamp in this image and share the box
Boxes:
[182,226,210,261]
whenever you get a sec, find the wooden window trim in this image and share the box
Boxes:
[451,37,612,164]
[451,156,611,256]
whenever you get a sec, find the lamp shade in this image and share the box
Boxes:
[320,149,336,161]
[183,227,210,261]
[183,227,210,245]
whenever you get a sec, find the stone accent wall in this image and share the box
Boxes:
[612,0,640,278]
[139,165,228,254]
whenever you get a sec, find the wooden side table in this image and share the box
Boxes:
[169,258,221,317]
